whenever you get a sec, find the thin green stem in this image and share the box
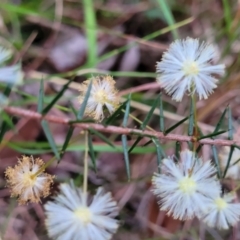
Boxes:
[156,0,179,39]
[83,0,97,68]
[33,155,56,177]
[32,132,83,177]
[192,94,198,153]
[83,131,89,194]
[189,93,199,175]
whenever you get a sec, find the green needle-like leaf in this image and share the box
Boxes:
[69,102,78,118]
[198,130,226,140]
[83,0,97,68]
[142,139,152,147]
[37,79,60,159]
[228,107,233,140]
[175,141,181,160]
[0,85,12,143]
[0,120,10,143]
[142,138,166,154]
[37,79,44,113]
[152,138,165,172]
[89,128,115,148]
[129,95,159,153]
[156,0,179,39]
[128,136,141,154]
[61,103,79,154]
[77,80,92,120]
[164,116,189,135]
[222,0,232,34]
[233,144,240,150]
[7,141,156,155]
[196,125,204,138]
[212,145,222,178]
[1,3,42,16]
[41,120,60,160]
[122,134,131,180]
[60,126,74,158]
[141,95,159,130]
[232,156,240,166]
[196,144,203,153]
[88,134,97,172]
[223,145,234,178]
[122,94,131,127]
[214,107,227,134]
[104,101,127,125]
[2,112,15,131]
[42,78,74,115]
[3,84,12,97]
[188,97,194,136]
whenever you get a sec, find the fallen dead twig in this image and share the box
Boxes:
[3,106,239,147]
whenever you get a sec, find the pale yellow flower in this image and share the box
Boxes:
[78,76,119,122]
[5,156,54,204]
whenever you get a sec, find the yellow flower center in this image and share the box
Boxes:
[182,61,199,76]
[179,177,197,194]
[214,197,227,210]
[94,89,108,104]
[74,207,92,224]
[22,172,37,187]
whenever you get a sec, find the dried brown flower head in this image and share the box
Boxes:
[5,156,55,204]
[78,75,119,121]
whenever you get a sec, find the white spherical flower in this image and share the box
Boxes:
[200,193,240,229]
[0,64,23,85]
[156,38,225,101]
[78,76,119,122]
[44,182,119,240]
[152,150,221,220]
[0,46,23,85]
[219,146,240,179]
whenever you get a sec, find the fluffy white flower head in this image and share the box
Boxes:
[78,76,119,122]
[152,150,220,220]
[5,156,54,204]
[200,193,240,229]
[44,182,119,240]
[0,46,23,85]
[156,38,225,101]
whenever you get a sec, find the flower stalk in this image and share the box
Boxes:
[192,93,198,153]
[83,131,89,195]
